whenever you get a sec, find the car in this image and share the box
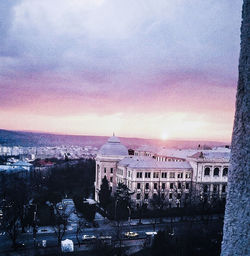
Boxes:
[99,236,112,240]
[124,231,139,238]
[82,235,96,240]
[145,232,157,236]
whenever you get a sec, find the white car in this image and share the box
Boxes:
[124,232,139,238]
[82,235,96,240]
[99,236,112,240]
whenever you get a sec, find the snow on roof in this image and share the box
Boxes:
[11,161,33,166]
[118,156,192,170]
[84,198,96,205]
[188,150,230,161]
[136,145,158,153]
[98,136,128,157]
[157,148,199,159]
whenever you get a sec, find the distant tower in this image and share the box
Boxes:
[221,1,250,255]
[95,135,128,201]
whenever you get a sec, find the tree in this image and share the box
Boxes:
[98,176,111,214]
[1,202,20,249]
[150,185,166,225]
[51,204,70,248]
[114,183,132,221]
[0,173,31,249]
[75,219,85,247]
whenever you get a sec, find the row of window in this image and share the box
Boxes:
[137,182,190,190]
[104,167,113,174]
[136,192,188,200]
[203,184,227,193]
[136,171,191,179]
[204,167,228,177]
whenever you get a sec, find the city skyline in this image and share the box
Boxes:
[0,0,242,141]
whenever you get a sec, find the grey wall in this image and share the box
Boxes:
[221,1,250,255]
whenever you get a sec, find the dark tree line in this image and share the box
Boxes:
[0,158,96,249]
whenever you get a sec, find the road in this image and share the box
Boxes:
[0,218,223,255]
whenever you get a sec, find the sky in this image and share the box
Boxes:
[0,0,242,142]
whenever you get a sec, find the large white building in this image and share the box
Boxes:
[95,135,230,207]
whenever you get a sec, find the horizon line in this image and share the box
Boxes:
[0,128,231,144]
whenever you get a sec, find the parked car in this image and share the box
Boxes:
[124,232,139,238]
[99,236,112,240]
[82,235,96,241]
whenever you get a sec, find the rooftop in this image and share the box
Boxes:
[98,135,128,157]
[119,156,192,170]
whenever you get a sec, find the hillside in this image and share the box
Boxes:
[0,129,229,149]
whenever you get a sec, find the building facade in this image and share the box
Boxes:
[95,136,230,206]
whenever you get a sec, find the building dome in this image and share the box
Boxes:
[98,135,128,157]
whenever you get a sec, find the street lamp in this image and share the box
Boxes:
[127,206,131,229]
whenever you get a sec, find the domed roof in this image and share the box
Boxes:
[98,135,128,157]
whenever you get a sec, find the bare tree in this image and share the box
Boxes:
[75,219,85,247]
[52,204,71,247]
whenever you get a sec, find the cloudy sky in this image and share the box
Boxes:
[0,0,242,141]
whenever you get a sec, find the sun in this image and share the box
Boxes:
[161,132,169,141]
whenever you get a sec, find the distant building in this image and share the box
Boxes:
[95,136,229,207]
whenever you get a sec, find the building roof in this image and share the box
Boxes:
[98,136,128,157]
[157,148,199,159]
[11,160,33,167]
[188,150,230,161]
[118,156,192,170]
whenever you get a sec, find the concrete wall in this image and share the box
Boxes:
[221,1,250,255]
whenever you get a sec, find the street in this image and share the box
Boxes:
[0,216,223,255]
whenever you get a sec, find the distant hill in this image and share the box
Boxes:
[0,129,229,149]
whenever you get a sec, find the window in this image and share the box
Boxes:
[110,177,113,183]
[137,183,141,189]
[185,183,189,189]
[178,183,182,189]
[214,167,220,176]
[170,183,174,189]
[185,193,189,200]
[145,172,151,178]
[110,168,113,173]
[153,193,157,199]
[223,167,228,176]
[213,184,218,193]
[136,193,141,200]
[153,172,159,178]
[177,193,181,199]
[169,193,173,199]
[145,193,149,199]
[222,184,226,193]
[104,167,106,173]
[162,172,167,178]
[204,167,210,176]
[161,193,165,199]
[177,173,183,178]
[136,172,142,178]
[145,183,149,189]
[170,172,175,178]
[154,183,157,189]
[204,184,208,193]
[162,183,166,190]
[185,172,191,178]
